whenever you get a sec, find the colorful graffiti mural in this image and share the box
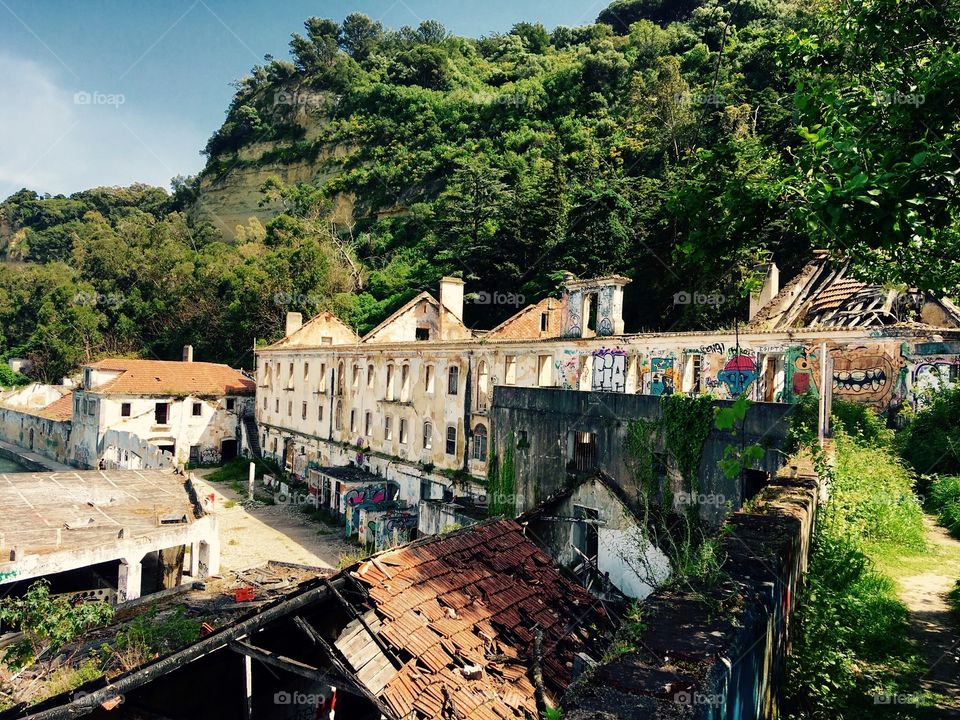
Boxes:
[591,347,627,392]
[644,356,676,396]
[718,355,757,396]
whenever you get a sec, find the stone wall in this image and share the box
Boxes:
[562,464,820,719]
[489,386,794,526]
[0,405,72,466]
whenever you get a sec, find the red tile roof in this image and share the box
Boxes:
[351,519,612,719]
[87,359,254,397]
[39,392,75,420]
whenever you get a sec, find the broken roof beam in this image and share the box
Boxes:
[324,577,402,671]
[228,640,339,684]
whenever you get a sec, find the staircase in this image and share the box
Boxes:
[242,415,262,458]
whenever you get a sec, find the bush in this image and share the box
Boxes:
[926,474,960,538]
[831,400,893,448]
[948,580,960,617]
[0,363,29,387]
[111,604,199,671]
[896,386,960,475]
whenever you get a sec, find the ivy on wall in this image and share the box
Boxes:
[488,431,516,517]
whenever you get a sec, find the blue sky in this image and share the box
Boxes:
[0,0,601,200]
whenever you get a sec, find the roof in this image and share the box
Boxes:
[86,359,255,397]
[38,391,74,421]
[265,310,360,349]
[361,291,473,344]
[352,518,613,718]
[485,297,563,340]
[749,255,960,331]
[0,469,196,557]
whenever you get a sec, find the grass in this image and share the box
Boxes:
[31,658,104,704]
[926,475,960,538]
[948,581,960,617]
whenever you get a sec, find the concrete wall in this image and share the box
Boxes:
[562,468,820,719]
[489,386,792,526]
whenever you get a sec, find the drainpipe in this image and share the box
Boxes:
[463,351,473,475]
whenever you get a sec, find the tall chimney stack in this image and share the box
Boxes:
[285,312,303,337]
[182,345,194,363]
[439,277,465,320]
[749,263,780,321]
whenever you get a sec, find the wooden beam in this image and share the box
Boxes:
[325,578,402,670]
[228,640,328,683]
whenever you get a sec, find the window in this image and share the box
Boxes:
[287,401,293,416]
[568,431,597,473]
[263,396,267,410]
[288,362,294,388]
[303,362,309,381]
[518,430,528,447]
[155,402,168,425]
[365,411,373,436]
[83,368,92,389]
[447,366,459,395]
[336,362,344,395]
[399,418,408,444]
[423,422,433,450]
[386,365,395,400]
[321,336,333,345]
[425,365,435,393]
[367,365,375,389]
[445,426,457,455]
[538,355,553,386]
[74,397,81,415]
[476,361,489,408]
[472,424,488,461]
[350,409,357,433]
[302,402,308,420]
[121,402,131,418]
[415,327,431,341]
[226,398,235,411]
[319,363,327,392]
[400,364,411,402]
[692,354,702,393]
[540,312,549,332]
[192,402,202,417]
[352,364,360,389]
[585,292,599,333]
[384,416,393,441]
[335,401,343,430]
[505,356,517,385]
[274,398,279,413]
[318,404,324,421]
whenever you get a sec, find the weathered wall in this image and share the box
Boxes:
[489,387,793,526]
[0,405,72,465]
[562,468,819,719]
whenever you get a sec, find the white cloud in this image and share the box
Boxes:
[0,53,207,199]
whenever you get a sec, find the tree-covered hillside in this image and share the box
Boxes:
[1,0,957,380]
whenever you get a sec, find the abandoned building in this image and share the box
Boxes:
[253,255,960,543]
[13,518,614,720]
[0,469,219,604]
[0,350,255,471]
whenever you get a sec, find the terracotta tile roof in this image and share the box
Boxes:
[485,298,563,340]
[351,518,613,719]
[39,392,75,421]
[87,359,255,397]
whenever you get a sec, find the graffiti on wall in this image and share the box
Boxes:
[344,482,399,507]
[591,347,627,392]
[644,356,676,396]
[717,354,757,396]
[826,345,901,406]
[555,350,583,390]
[596,289,615,336]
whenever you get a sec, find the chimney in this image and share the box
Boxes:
[749,263,780,321]
[285,312,303,337]
[439,277,465,320]
[182,345,193,363]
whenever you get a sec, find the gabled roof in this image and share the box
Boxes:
[86,359,255,397]
[38,391,74,421]
[749,255,960,331]
[361,292,473,343]
[265,310,360,349]
[485,297,563,340]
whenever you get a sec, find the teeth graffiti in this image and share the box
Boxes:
[832,368,888,394]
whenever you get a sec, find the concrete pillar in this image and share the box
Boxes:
[118,557,142,602]
[189,541,200,578]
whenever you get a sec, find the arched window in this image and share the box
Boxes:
[447,365,459,395]
[472,424,488,461]
[335,400,343,431]
[336,362,344,396]
[423,422,433,450]
[445,426,457,455]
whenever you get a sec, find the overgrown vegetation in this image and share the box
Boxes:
[109,604,200,671]
[784,404,931,718]
[925,475,960,539]
[896,387,960,476]
[0,581,114,670]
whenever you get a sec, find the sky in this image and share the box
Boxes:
[0,0,603,201]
